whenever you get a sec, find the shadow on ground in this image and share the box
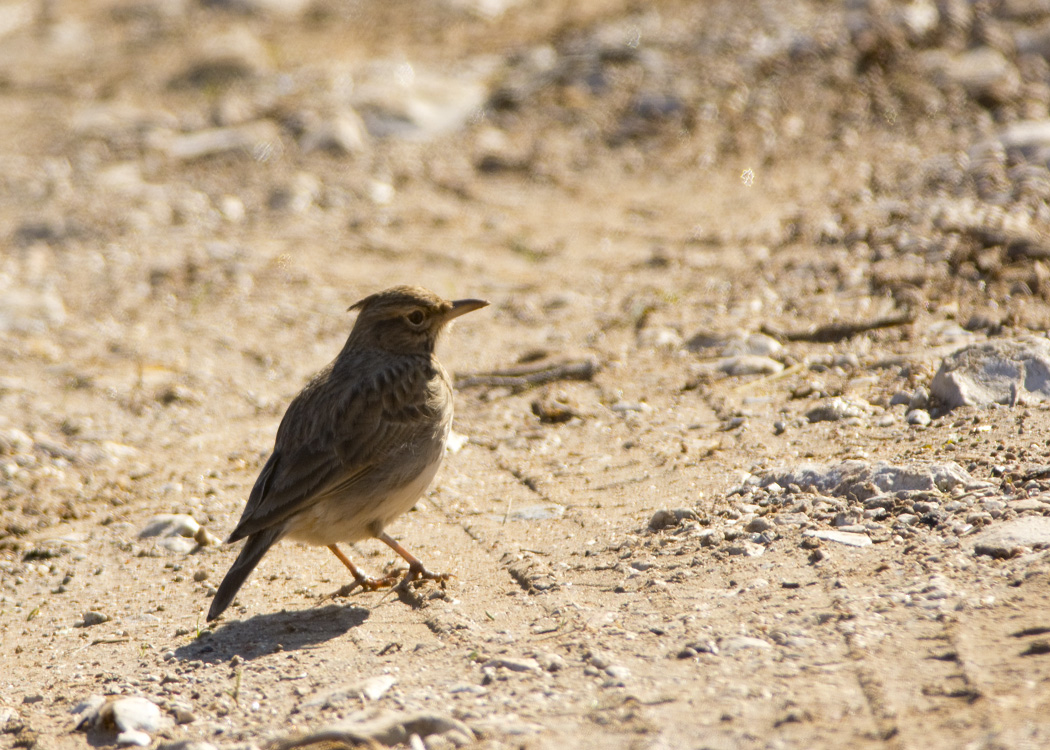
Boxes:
[174,604,369,662]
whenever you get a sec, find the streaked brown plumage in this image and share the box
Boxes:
[207,286,488,621]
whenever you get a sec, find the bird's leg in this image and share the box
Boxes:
[327,544,399,595]
[377,532,451,588]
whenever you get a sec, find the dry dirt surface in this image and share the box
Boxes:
[7,0,1050,748]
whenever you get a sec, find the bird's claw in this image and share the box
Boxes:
[397,565,453,590]
[332,573,401,598]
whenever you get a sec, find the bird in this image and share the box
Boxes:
[207,285,488,621]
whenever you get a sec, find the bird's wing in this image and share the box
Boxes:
[227,356,441,541]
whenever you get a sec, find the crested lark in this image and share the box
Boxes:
[207,285,488,621]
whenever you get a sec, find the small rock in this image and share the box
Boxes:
[720,636,772,655]
[803,530,872,548]
[678,640,718,658]
[169,705,196,725]
[118,729,152,747]
[173,27,271,87]
[649,508,699,531]
[726,541,766,557]
[76,696,173,746]
[360,675,397,701]
[534,652,566,672]
[806,397,870,423]
[721,333,783,358]
[772,512,809,526]
[922,46,1020,104]
[587,650,614,670]
[0,286,67,333]
[970,517,1050,558]
[744,517,774,533]
[484,656,540,673]
[80,611,111,627]
[139,514,200,539]
[157,537,197,554]
[931,339,1050,409]
[531,392,579,423]
[300,109,369,155]
[353,63,488,141]
[908,387,930,410]
[638,326,683,350]
[698,529,723,547]
[717,355,784,376]
[999,119,1050,162]
[906,409,931,426]
[501,504,564,522]
[156,120,282,162]
[889,391,911,406]
[193,527,222,547]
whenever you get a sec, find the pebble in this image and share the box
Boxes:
[922,46,1020,104]
[484,656,540,673]
[720,636,772,655]
[174,26,271,87]
[998,119,1050,162]
[75,696,172,746]
[156,120,282,162]
[80,611,111,627]
[697,529,723,546]
[906,409,931,426]
[805,397,870,423]
[534,652,566,672]
[717,355,784,376]
[721,333,783,358]
[649,508,699,530]
[638,326,683,350]
[931,338,1050,409]
[193,527,221,547]
[139,514,200,539]
[726,541,766,557]
[803,530,872,548]
[352,62,488,140]
[586,650,614,670]
[744,517,774,533]
[0,286,67,333]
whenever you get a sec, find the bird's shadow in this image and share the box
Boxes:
[173,604,369,663]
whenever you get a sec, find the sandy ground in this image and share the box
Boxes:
[4,0,1050,748]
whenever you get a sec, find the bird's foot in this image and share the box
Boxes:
[397,563,453,591]
[332,572,401,598]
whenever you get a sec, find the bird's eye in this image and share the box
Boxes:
[406,310,426,326]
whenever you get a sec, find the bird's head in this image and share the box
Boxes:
[346,285,488,355]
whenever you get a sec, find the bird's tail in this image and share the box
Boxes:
[207,526,283,621]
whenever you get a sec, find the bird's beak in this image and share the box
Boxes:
[443,298,489,323]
